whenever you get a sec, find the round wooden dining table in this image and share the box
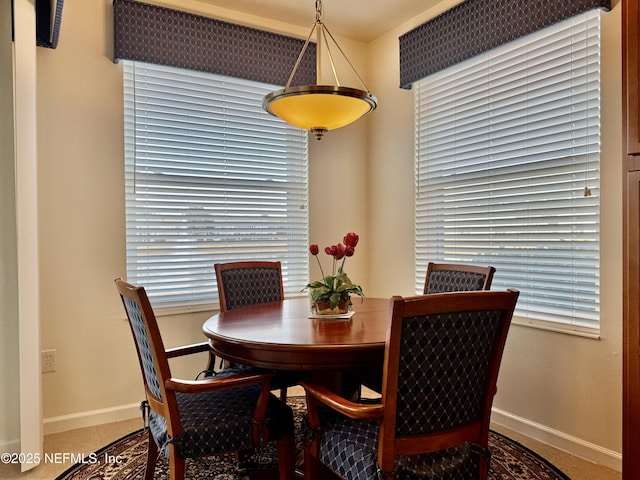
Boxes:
[202,297,390,377]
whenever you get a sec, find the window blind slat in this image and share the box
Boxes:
[124,61,309,308]
[414,11,601,331]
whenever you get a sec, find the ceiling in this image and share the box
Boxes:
[195,0,448,43]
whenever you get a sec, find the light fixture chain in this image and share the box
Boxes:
[262,0,377,139]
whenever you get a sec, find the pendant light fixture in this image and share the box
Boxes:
[262,0,377,140]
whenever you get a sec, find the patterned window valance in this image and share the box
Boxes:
[399,0,611,89]
[113,0,315,87]
[36,0,65,49]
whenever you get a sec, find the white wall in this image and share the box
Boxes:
[493,6,623,462]
[1,0,623,471]
[366,0,623,470]
[32,0,370,430]
[0,0,20,453]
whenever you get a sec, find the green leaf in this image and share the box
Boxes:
[305,270,364,305]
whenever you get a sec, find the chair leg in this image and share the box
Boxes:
[168,445,186,480]
[144,430,158,480]
[235,448,251,474]
[280,386,288,402]
[479,454,489,480]
[303,435,322,480]
[206,352,217,374]
[276,432,296,480]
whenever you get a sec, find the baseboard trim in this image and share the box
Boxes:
[43,403,140,435]
[0,438,20,454]
[41,402,623,474]
[491,407,622,473]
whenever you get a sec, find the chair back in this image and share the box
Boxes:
[424,262,495,294]
[215,261,284,312]
[116,278,298,480]
[378,289,519,476]
[115,279,178,434]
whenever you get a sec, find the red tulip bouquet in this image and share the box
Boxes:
[304,232,364,314]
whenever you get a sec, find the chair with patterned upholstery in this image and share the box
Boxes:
[358,262,496,395]
[301,289,519,480]
[214,261,306,401]
[115,278,296,480]
[215,261,285,312]
[423,262,495,294]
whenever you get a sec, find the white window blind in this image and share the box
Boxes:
[414,10,601,333]
[123,61,309,308]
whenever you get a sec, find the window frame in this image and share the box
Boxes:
[123,61,310,311]
[413,10,602,337]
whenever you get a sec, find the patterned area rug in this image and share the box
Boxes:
[55,397,570,480]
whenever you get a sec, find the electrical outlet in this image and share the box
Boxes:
[42,349,56,373]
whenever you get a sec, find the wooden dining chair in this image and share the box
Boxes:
[359,262,496,395]
[115,278,296,480]
[214,261,306,401]
[423,262,495,293]
[215,261,285,312]
[301,289,519,480]
[201,261,286,376]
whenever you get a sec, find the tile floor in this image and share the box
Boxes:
[1,390,622,480]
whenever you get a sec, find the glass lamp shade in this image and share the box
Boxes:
[263,85,377,139]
